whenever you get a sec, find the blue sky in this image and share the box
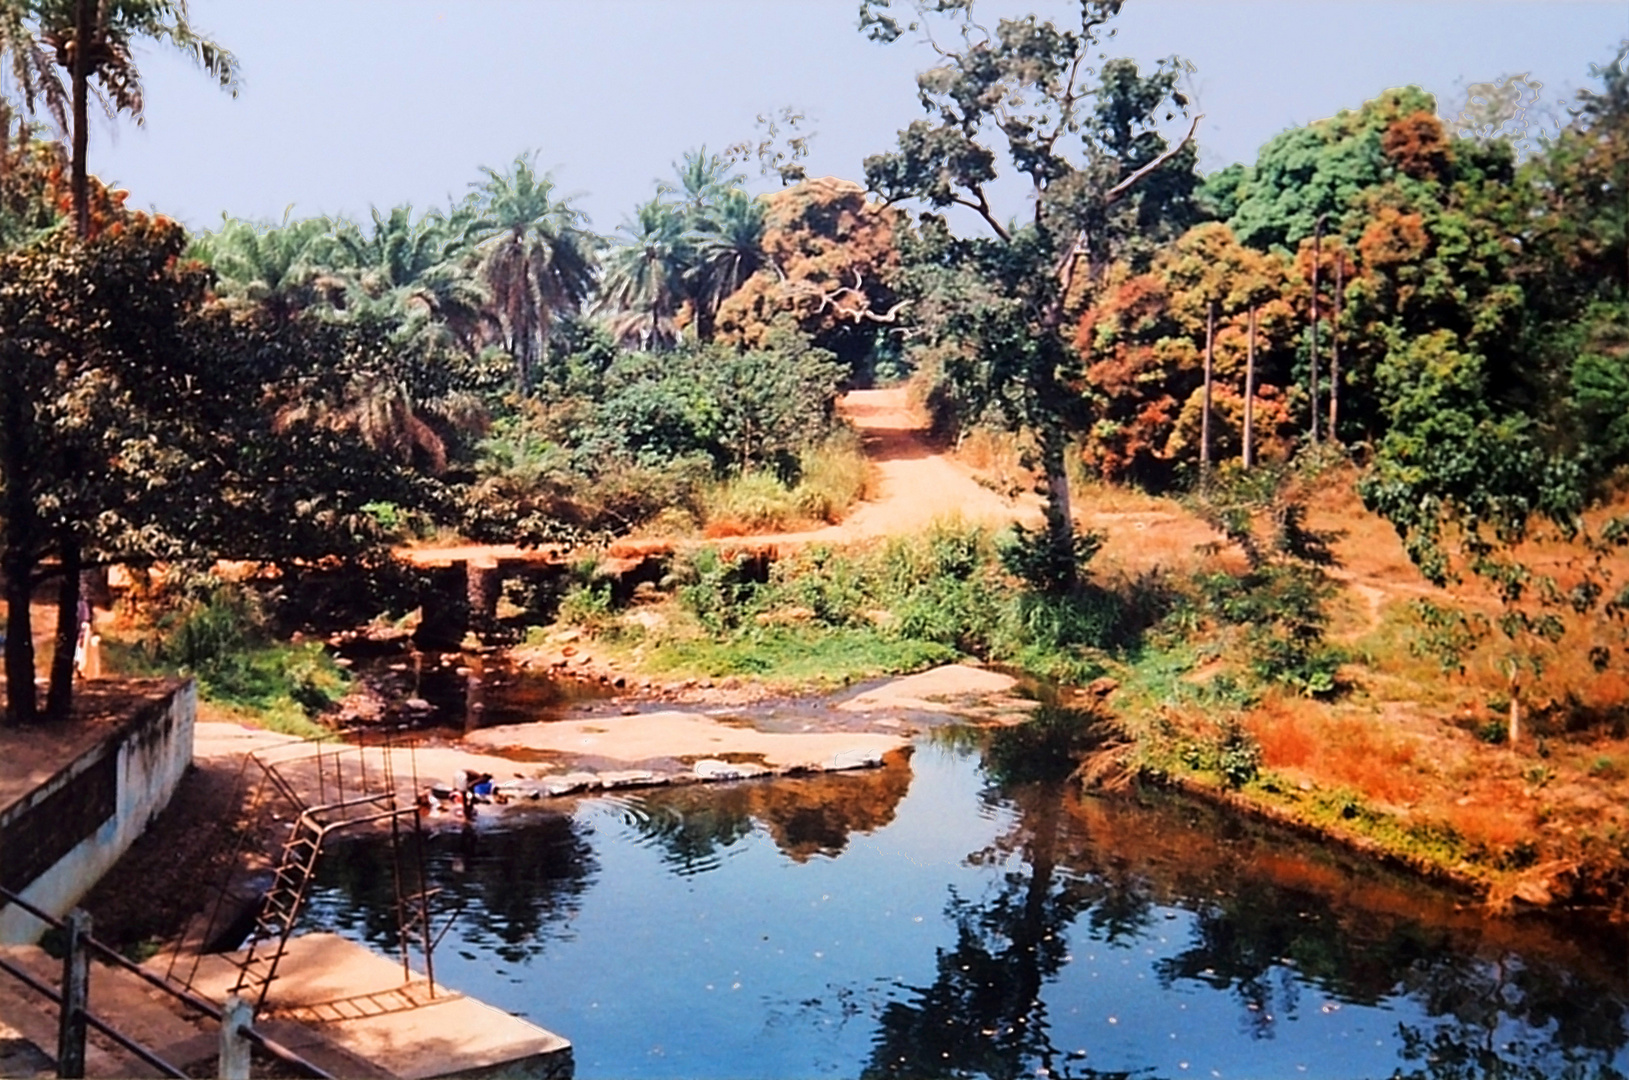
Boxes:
[89,1,1629,237]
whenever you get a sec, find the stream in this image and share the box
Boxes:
[301,695,1629,1080]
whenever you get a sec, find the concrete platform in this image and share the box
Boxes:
[176,933,572,1080]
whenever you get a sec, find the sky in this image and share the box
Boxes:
[84,1,1629,239]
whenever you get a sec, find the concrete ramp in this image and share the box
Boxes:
[176,933,571,1079]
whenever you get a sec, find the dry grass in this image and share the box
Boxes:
[1246,695,1426,807]
[952,428,1036,499]
[1436,793,1535,852]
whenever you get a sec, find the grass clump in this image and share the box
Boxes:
[646,626,956,687]
[701,434,873,535]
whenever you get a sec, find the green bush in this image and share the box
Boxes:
[997,523,1105,595]
[110,575,347,737]
[671,548,765,633]
[1177,719,1262,789]
[558,582,617,631]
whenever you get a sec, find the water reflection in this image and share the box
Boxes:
[605,747,916,873]
[866,709,1135,1079]
[308,812,598,965]
[299,707,1629,1080]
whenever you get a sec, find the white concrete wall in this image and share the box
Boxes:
[0,681,196,943]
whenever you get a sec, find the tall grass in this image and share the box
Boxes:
[702,433,873,535]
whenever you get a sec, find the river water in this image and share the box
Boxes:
[303,727,1629,1079]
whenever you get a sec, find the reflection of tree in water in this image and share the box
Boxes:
[308,813,597,965]
[612,748,915,872]
[864,708,1139,1080]
[1153,868,1629,1074]
[865,704,1629,1079]
[1392,951,1629,1080]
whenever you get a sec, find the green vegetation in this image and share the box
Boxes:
[106,573,345,739]
[0,0,1625,909]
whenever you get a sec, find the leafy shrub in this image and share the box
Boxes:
[1177,719,1263,788]
[110,573,346,737]
[768,547,870,627]
[558,582,617,631]
[670,548,766,633]
[997,523,1105,595]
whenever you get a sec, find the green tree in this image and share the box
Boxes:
[466,152,598,393]
[598,197,689,349]
[861,0,1200,589]
[33,0,238,238]
[689,187,766,340]
[189,211,339,324]
[12,0,236,719]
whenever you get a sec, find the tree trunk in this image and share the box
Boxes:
[1309,218,1323,444]
[1329,256,1343,443]
[46,537,81,720]
[2,359,37,724]
[1039,421,1075,593]
[71,0,93,239]
[1243,304,1257,470]
[1200,300,1215,485]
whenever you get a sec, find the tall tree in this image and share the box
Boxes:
[0,0,66,135]
[3,0,234,720]
[861,0,1200,587]
[190,211,337,323]
[598,197,690,350]
[689,187,766,340]
[35,0,238,238]
[466,152,597,394]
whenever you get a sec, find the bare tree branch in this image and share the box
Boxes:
[953,189,1011,241]
[778,269,911,324]
[1104,112,1204,205]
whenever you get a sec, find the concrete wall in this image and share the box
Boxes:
[0,681,196,942]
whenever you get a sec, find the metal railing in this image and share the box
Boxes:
[0,884,334,1079]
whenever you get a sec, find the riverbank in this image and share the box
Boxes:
[469,609,1629,921]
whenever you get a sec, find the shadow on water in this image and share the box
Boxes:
[302,700,1629,1080]
[348,647,618,737]
[872,707,1629,1080]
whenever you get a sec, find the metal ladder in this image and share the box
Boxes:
[229,789,415,1011]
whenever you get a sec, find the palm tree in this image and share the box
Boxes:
[465,152,597,394]
[598,198,690,349]
[658,145,742,221]
[688,187,765,339]
[191,212,340,323]
[0,1,67,136]
[34,0,238,237]
[334,202,489,353]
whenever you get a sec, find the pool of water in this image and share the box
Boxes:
[304,737,1629,1079]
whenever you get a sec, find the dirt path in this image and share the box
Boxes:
[800,387,1045,540]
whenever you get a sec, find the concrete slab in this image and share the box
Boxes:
[178,933,571,1080]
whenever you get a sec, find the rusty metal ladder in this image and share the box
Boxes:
[230,792,409,1011]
